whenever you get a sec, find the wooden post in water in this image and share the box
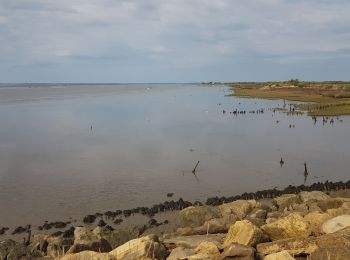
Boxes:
[192,161,200,174]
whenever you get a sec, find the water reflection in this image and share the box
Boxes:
[0,83,349,227]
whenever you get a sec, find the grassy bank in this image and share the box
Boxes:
[229,80,350,116]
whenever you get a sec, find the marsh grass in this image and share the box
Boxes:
[230,81,350,116]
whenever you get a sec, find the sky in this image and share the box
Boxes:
[0,0,350,83]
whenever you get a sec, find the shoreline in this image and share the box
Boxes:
[1,179,349,239]
[1,181,350,259]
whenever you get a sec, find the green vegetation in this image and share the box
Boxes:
[229,80,350,116]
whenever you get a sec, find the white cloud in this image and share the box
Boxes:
[0,0,349,82]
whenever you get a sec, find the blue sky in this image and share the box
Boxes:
[0,0,350,83]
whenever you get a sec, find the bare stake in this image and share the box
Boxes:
[192,160,200,174]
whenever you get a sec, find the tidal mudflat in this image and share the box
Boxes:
[0,83,350,231]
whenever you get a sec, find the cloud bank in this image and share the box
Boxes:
[1,0,350,82]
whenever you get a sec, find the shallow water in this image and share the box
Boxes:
[0,83,349,228]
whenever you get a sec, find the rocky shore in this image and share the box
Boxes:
[1,181,350,259]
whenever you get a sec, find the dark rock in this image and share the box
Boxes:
[104,210,118,218]
[42,223,52,230]
[123,209,132,217]
[12,226,27,235]
[83,214,96,224]
[51,221,67,229]
[114,218,123,225]
[104,225,115,231]
[62,227,75,238]
[97,219,107,227]
[0,227,9,235]
[148,218,160,227]
[51,231,63,237]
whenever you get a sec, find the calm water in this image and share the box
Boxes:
[0,83,349,228]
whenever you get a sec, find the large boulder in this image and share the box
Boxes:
[61,251,116,260]
[317,198,343,211]
[303,212,331,235]
[310,226,350,259]
[273,194,300,211]
[166,247,194,260]
[256,237,318,256]
[176,218,228,236]
[299,191,330,203]
[218,243,255,260]
[321,215,350,233]
[264,250,295,260]
[262,213,310,241]
[67,227,112,254]
[179,206,221,228]
[223,220,266,247]
[163,234,225,250]
[257,226,350,258]
[218,200,258,220]
[110,234,168,260]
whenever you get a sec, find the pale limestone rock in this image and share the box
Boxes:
[310,226,350,259]
[219,243,255,260]
[299,191,330,203]
[290,203,308,216]
[272,194,300,211]
[317,198,343,211]
[303,212,331,235]
[223,220,265,247]
[326,208,339,217]
[61,251,116,260]
[195,241,220,256]
[218,200,258,220]
[166,247,194,260]
[110,234,168,260]
[257,226,350,257]
[256,237,319,256]
[176,218,229,236]
[321,215,350,233]
[187,253,211,260]
[163,234,225,250]
[264,250,295,260]
[306,201,322,212]
[261,213,310,241]
[179,206,221,228]
[67,227,111,254]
